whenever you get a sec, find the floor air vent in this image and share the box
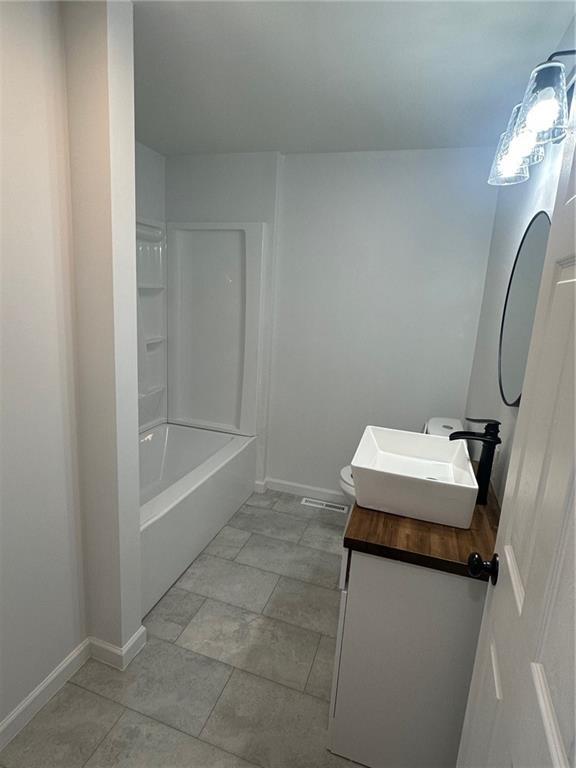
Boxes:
[301,497,349,513]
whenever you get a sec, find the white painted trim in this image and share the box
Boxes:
[0,639,91,752]
[0,625,147,751]
[90,625,147,671]
[253,479,267,494]
[256,152,284,487]
[264,476,347,505]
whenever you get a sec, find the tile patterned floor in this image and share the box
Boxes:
[1,492,356,768]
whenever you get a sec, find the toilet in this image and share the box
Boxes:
[422,416,464,438]
[339,417,464,504]
[339,464,356,506]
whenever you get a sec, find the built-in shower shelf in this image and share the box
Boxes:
[138,386,166,431]
[138,283,165,292]
[145,336,166,346]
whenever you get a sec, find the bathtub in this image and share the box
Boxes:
[139,423,256,614]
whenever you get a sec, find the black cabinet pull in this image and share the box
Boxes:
[468,552,499,585]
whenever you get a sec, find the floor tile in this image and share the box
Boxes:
[244,489,287,509]
[306,636,336,701]
[229,505,308,543]
[201,670,353,768]
[300,519,345,555]
[272,497,348,528]
[270,494,317,517]
[143,587,205,642]
[235,535,340,589]
[176,599,320,690]
[177,554,279,612]
[72,637,231,737]
[0,684,122,768]
[85,710,258,767]
[263,577,340,637]
[204,526,251,560]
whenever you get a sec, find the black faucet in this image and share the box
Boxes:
[449,418,501,505]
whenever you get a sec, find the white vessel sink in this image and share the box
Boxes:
[351,426,478,528]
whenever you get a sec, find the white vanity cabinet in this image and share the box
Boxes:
[328,504,496,768]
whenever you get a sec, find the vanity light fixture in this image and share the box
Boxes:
[505,105,544,166]
[488,105,540,186]
[515,60,568,144]
[488,49,575,186]
[487,131,529,185]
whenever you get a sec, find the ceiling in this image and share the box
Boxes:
[134,1,574,155]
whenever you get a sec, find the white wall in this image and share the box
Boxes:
[166,152,282,483]
[0,0,85,727]
[466,140,565,501]
[466,19,573,503]
[136,141,165,222]
[63,0,142,648]
[1,3,144,744]
[267,149,497,497]
[166,152,279,224]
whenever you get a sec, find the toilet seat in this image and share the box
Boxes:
[340,465,355,494]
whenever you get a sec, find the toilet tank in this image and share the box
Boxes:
[423,417,464,437]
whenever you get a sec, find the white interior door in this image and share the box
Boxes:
[457,111,575,766]
[167,222,264,435]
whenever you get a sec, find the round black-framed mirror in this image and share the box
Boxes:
[498,211,551,407]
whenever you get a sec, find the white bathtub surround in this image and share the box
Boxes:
[165,152,283,484]
[135,143,167,430]
[140,424,233,504]
[136,219,167,430]
[140,425,257,614]
[136,220,266,611]
[167,222,265,435]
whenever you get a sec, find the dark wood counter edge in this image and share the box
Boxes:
[344,491,500,581]
[342,535,489,580]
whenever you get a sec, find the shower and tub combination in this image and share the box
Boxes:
[136,220,266,614]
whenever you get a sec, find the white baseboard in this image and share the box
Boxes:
[253,479,267,494]
[0,625,147,752]
[264,477,347,505]
[0,638,91,752]
[90,625,147,671]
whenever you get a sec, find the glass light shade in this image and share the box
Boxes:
[507,129,544,167]
[488,132,530,185]
[505,104,544,166]
[514,61,568,144]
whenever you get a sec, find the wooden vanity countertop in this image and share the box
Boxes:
[344,489,500,580]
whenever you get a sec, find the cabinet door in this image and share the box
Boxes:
[330,552,485,768]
